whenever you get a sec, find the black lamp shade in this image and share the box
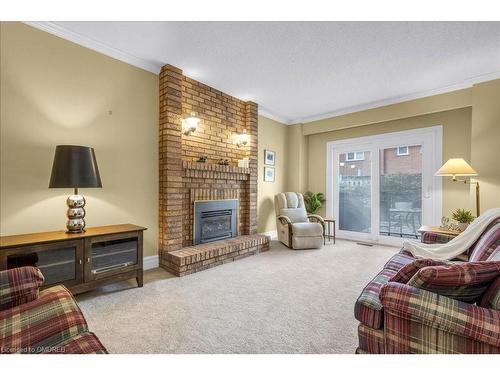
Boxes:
[49,145,102,188]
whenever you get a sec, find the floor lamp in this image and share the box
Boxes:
[435,158,480,217]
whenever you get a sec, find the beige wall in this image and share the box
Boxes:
[0,23,159,256]
[1,22,497,252]
[286,124,308,193]
[257,115,288,233]
[471,79,500,212]
[306,108,473,217]
[303,88,472,135]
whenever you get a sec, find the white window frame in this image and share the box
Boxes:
[326,126,443,247]
[345,151,365,161]
[397,146,409,156]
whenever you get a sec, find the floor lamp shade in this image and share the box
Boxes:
[49,145,102,188]
[434,158,478,178]
[435,158,480,217]
[49,145,102,233]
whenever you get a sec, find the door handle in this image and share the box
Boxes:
[79,259,82,265]
[86,257,90,263]
[424,186,432,199]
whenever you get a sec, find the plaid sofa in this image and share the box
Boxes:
[355,218,500,354]
[0,267,107,354]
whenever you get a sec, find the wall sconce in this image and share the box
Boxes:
[236,129,250,147]
[182,112,200,135]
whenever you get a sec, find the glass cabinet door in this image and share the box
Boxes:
[85,233,139,281]
[6,240,83,287]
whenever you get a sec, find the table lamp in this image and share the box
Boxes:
[435,158,480,217]
[49,145,102,233]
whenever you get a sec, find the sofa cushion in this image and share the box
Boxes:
[469,220,500,262]
[480,275,500,310]
[383,253,415,272]
[357,324,385,354]
[0,285,89,354]
[44,332,108,354]
[0,267,44,311]
[354,268,398,329]
[408,261,500,303]
[488,247,500,261]
[389,259,450,284]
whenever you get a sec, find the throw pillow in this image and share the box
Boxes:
[0,266,44,310]
[408,261,500,303]
[389,258,449,284]
[479,275,500,310]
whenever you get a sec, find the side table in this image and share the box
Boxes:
[418,225,467,260]
[324,218,336,244]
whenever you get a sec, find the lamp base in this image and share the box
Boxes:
[66,193,86,233]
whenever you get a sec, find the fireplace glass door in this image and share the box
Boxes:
[194,199,238,245]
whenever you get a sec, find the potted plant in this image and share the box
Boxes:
[303,192,326,214]
[451,208,475,231]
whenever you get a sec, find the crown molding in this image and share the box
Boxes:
[24,21,162,74]
[24,22,500,126]
[258,107,292,125]
[292,70,500,124]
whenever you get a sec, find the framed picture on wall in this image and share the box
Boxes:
[264,149,275,166]
[264,167,275,182]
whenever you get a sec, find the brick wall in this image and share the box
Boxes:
[159,64,258,260]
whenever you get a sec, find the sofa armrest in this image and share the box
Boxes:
[0,267,44,311]
[380,282,500,348]
[307,214,325,225]
[277,215,292,225]
[421,231,456,244]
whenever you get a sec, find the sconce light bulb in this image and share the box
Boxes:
[183,112,200,135]
[237,129,250,147]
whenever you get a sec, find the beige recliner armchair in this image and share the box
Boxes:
[275,192,325,249]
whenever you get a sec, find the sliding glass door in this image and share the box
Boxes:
[338,150,372,234]
[327,127,442,246]
[379,145,422,238]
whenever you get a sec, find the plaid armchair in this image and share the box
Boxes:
[355,217,500,354]
[0,267,107,354]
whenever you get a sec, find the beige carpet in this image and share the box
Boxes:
[76,239,398,353]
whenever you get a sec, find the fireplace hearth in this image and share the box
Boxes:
[194,199,238,245]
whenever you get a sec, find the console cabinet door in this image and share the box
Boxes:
[84,231,142,282]
[0,240,84,288]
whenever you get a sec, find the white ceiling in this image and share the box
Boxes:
[29,22,500,124]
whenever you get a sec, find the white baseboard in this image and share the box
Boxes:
[143,255,159,270]
[261,230,277,240]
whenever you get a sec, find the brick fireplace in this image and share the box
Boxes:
[159,64,265,274]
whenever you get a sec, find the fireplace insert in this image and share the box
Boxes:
[194,199,238,245]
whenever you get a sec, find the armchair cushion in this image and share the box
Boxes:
[0,267,44,311]
[290,222,323,237]
[408,261,500,303]
[280,208,308,223]
[380,282,500,350]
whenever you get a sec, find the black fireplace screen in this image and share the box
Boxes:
[194,200,238,245]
